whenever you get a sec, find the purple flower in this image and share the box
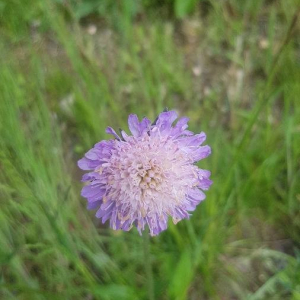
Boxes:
[78,110,212,236]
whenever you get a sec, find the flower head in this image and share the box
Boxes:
[78,110,212,236]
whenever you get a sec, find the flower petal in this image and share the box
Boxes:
[81,184,105,200]
[128,114,140,137]
[140,117,151,133]
[85,148,102,160]
[178,132,206,147]
[87,200,102,210]
[192,145,211,161]
[81,172,101,182]
[106,127,121,140]
[78,157,100,170]
[198,178,213,190]
[171,117,189,137]
[156,110,178,129]
[187,188,206,203]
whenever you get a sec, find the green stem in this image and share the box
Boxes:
[143,230,155,300]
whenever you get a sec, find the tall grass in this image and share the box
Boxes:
[0,0,299,299]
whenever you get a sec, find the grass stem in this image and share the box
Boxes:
[143,230,155,300]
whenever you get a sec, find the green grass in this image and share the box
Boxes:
[0,0,300,299]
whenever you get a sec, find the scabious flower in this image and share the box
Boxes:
[78,110,212,236]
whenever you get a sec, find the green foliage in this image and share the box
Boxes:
[168,249,194,300]
[53,0,206,20]
[174,0,198,19]
[0,0,300,299]
[0,0,41,39]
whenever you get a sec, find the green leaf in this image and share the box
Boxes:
[168,249,194,300]
[92,284,137,300]
[75,1,99,19]
[174,0,197,19]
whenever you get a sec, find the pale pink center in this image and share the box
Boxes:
[101,133,198,218]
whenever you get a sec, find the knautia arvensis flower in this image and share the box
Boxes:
[78,110,212,236]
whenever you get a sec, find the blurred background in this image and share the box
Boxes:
[0,0,300,299]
